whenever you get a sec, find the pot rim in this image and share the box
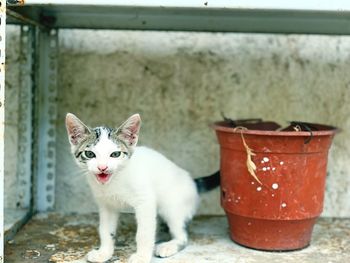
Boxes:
[212,121,338,137]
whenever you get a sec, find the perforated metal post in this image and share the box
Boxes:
[35,28,58,211]
[0,1,6,261]
[16,25,36,209]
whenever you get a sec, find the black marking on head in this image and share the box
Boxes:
[91,127,106,143]
[93,127,102,144]
[103,127,114,139]
[104,126,113,138]
[93,126,114,144]
[109,131,116,140]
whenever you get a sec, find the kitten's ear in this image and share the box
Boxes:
[65,113,91,146]
[116,114,141,147]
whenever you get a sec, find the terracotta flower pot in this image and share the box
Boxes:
[213,120,337,251]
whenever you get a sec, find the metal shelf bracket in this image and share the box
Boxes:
[35,27,58,212]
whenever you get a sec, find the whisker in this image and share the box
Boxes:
[65,169,88,183]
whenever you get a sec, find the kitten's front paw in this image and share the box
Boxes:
[87,249,113,263]
[155,241,181,258]
[128,253,151,263]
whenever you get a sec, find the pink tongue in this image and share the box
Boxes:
[97,173,109,183]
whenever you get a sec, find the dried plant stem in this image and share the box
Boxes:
[234,127,262,185]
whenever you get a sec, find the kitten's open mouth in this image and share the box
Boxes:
[96,173,111,184]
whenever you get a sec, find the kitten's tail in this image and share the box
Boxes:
[194,171,220,193]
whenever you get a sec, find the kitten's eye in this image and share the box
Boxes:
[84,150,96,158]
[110,151,122,158]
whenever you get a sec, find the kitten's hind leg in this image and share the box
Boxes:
[155,215,188,258]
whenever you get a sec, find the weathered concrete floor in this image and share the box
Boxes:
[4,213,350,263]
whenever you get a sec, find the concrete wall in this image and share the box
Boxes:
[4,26,20,210]
[5,26,350,216]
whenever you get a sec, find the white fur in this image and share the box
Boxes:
[82,130,199,263]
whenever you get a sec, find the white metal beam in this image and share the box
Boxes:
[8,0,350,11]
[6,1,350,35]
[0,1,6,262]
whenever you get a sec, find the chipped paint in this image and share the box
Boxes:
[272,183,279,190]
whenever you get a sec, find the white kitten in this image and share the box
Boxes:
[65,113,219,263]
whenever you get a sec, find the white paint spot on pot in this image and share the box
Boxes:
[280,161,284,165]
[257,186,262,192]
[238,196,241,200]
[262,167,267,171]
[228,198,232,202]
[267,167,271,170]
[272,183,279,189]
[251,181,255,185]
[261,160,265,164]
[272,167,276,171]
[281,202,287,208]
[272,194,275,197]
[248,222,252,226]
[263,157,269,162]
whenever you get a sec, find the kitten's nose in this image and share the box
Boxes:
[98,165,108,172]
